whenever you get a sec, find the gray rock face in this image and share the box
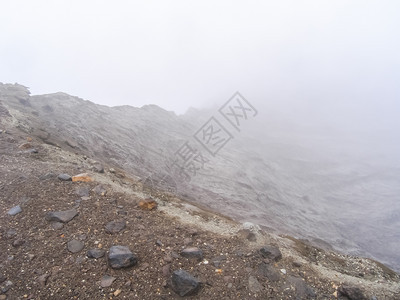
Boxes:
[338,285,367,300]
[105,220,126,234]
[108,246,137,269]
[45,209,78,223]
[58,174,72,181]
[180,247,203,261]
[7,205,22,216]
[259,245,282,262]
[87,249,105,259]
[171,269,201,297]
[67,239,84,253]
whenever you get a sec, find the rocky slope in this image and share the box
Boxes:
[0,117,399,299]
[1,82,399,274]
[1,83,400,299]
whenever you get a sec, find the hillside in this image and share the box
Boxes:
[1,83,399,299]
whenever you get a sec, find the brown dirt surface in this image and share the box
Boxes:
[1,128,400,299]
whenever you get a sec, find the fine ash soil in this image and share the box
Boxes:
[0,127,399,300]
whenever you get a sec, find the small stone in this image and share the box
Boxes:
[259,245,282,262]
[1,281,13,293]
[39,172,56,180]
[7,205,22,216]
[287,276,316,299]
[58,174,72,181]
[45,209,78,223]
[140,263,149,271]
[227,283,233,288]
[0,295,6,300]
[51,222,64,230]
[237,229,257,242]
[100,275,116,288]
[248,276,262,293]
[113,289,121,297]
[211,256,226,268]
[37,274,50,286]
[105,220,126,234]
[72,173,93,182]
[12,239,25,247]
[28,254,35,260]
[171,269,201,297]
[293,261,302,268]
[26,148,38,154]
[108,246,138,269]
[75,187,90,197]
[93,185,107,195]
[180,247,203,261]
[67,239,84,253]
[338,285,368,300]
[6,229,17,238]
[257,263,281,282]
[138,198,157,210]
[280,269,287,275]
[109,168,116,173]
[87,249,105,259]
[162,264,171,277]
[92,163,104,173]
[183,238,193,246]
[77,234,87,241]
[0,274,6,284]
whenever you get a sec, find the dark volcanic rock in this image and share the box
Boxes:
[257,263,281,282]
[180,247,203,261]
[67,239,84,253]
[108,246,137,269]
[7,205,22,216]
[93,185,107,195]
[248,275,262,293]
[12,239,25,247]
[338,285,368,300]
[58,174,72,181]
[287,276,316,299]
[45,209,78,223]
[259,245,282,262]
[171,269,201,297]
[75,186,90,197]
[211,256,226,267]
[87,249,105,259]
[105,220,126,234]
[93,163,104,173]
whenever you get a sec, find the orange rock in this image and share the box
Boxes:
[72,173,93,182]
[26,137,33,142]
[138,198,158,210]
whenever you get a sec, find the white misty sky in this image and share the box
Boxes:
[0,0,399,127]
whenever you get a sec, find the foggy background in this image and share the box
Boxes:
[1,1,399,127]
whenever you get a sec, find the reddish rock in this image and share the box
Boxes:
[72,173,93,182]
[138,198,157,210]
